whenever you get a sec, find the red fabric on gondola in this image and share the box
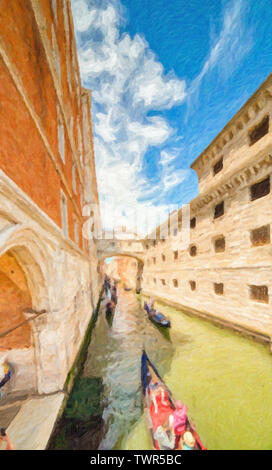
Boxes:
[149,389,173,431]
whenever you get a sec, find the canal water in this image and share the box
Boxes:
[52,288,272,450]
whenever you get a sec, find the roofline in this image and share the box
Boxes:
[190,72,272,170]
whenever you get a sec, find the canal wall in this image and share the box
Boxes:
[142,74,272,343]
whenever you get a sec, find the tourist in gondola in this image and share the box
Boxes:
[0,358,12,399]
[111,285,118,306]
[182,431,196,450]
[169,400,188,447]
[154,421,175,450]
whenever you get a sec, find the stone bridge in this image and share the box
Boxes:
[96,238,146,292]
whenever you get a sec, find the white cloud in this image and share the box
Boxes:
[188,0,253,108]
[71,0,187,233]
[71,0,252,234]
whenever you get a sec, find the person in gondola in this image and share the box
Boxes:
[105,301,114,318]
[169,400,188,448]
[182,431,196,450]
[144,302,150,314]
[111,285,118,306]
[154,421,175,450]
[149,379,169,417]
[0,359,12,398]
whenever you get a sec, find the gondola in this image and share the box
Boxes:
[144,302,171,328]
[141,351,206,450]
[105,301,115,327]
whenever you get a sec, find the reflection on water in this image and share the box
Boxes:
[82,290,174,449]
[123,298,272,451]
[52,289,272,450]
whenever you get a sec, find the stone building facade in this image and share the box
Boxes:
[142,74,272,343]
[0,0,101,396]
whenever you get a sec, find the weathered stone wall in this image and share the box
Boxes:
[0,1,102,396]
[142,75,272,341]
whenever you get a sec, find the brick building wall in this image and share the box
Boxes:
[0,0,102,395]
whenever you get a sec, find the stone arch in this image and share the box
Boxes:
[0,224,50,394]
[100,253,144,293]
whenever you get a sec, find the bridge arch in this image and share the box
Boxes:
[99,253,144,293]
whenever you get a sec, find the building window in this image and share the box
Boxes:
[214,201,224,219]
[189,245,197,257]
[190,217,196,229]
[249,116,269,146]
[72,164,77,194]
[249,285,269,303]
[161,254,166,262]
[161,279,166,286]
[153,257,156,265]
[51,0,58,24]
[153,278,157,285]
[153,240,156,247]
[250,177,270,201]
[174,250,178,260]
[57,106,65,163]
[73,217,79,245]
[214,236,226,253]
[213,157,223,175]
[173,279,178,288]
[214,283,224,295]
[189,281,196,291]
[173,228,178,237]
[61,191,68,237]
[251,225,270,246]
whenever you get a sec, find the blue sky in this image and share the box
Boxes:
[71,0,272,233]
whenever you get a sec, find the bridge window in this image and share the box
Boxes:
[214,201,224,219]
[249,116,269,146]
[213,157,223,175]
[249,285,269,303]
[189,245,197,257]
[189,281,196,291]
[174,250,178,260]
[214,236,225,253]
[214,283,224,296]
[250,225,270,246]
[190,217,196,229]
[173,279,178,288]
[250,177,270,201]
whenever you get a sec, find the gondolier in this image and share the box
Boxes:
[0,359,12,398]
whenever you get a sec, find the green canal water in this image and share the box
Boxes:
[51,289,272,450]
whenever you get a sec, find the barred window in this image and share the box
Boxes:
[250,285,269,303]
[214,236,226,253]
[189,245,197,257]
[189,281,196,291]
[250,177,270,201]
[249,116,269,146]
[213,157,223,175]
[214,201,224,219]
[214,283,224,295]
[251,225,270,246]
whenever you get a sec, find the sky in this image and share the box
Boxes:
[71,0,272,234]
